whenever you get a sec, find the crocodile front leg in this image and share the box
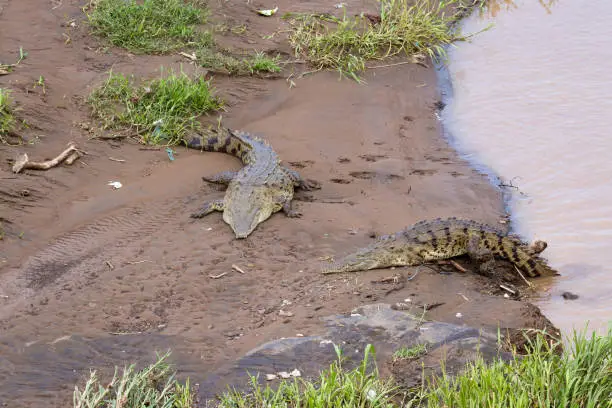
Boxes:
[190,199,225,218]
[283,167,321,191]
[282,201,302,218]
[202,171,238,186]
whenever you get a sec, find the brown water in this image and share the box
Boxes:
[440,0,612,335]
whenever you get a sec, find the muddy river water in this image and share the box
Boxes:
[440,0,611,335]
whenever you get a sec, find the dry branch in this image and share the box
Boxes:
[12,144,82,173]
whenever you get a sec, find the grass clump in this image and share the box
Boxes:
[197,49,282,75]
[0,88,16,140]
[409,327,612,408]
[86,0,212,54]
[73,351,196,408]
[218,344,398,407]
[88,70,222,145]
[393,343,428,361]
[286,0,469,81]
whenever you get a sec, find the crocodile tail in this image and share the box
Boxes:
[185,128,252,163]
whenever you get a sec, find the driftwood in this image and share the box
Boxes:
[12,144,82,173]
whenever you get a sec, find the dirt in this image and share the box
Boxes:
[0,0,558,406]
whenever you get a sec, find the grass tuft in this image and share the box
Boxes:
[393,343,428,361]
[407,326,612,408]
[88,69,222,145]
[285,0,470,81]
[197,49,281,75]
[86,0,212,54]
[72,329,611,408]
[0,88,16,140]
[218,344,398,407]
[73,351,195,408]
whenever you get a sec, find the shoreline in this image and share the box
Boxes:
[0,0,563,405]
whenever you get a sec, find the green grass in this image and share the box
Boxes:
[408,327,612,408]
[86,0,212,54]
[88,69,222,145]
[285,0,471,81]
[393,343,428,361]
[72,328,611,408]
[217,344,399,407]
[197,49,282,75]
[73,351,195,408]
[0,88,16,140]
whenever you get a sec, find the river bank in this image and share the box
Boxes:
[0,0,561,406]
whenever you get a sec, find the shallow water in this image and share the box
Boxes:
[440,0,612,335]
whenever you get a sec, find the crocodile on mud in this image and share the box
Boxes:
[321,217,559,278]
[187,127,320,239]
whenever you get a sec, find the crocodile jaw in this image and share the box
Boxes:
[322,255,385,274]
[224,206,273,239]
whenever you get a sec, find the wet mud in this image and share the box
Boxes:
[0,0,558,406]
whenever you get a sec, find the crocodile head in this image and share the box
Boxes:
[322,235,414,274]
[223,184,284,239]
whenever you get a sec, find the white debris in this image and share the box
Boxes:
[455,312,463,318]
[366,388,377,401]
[108,181,122,189]
[256,6,278,16]
[265,374,278,381]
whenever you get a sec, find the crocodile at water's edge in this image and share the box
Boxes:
[322,217,559,277]
[187,127,319,239]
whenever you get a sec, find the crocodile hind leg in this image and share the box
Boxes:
[283,167,321,191]
[190,199,225,218]
[466,235,497,275]
[202,171,237,186]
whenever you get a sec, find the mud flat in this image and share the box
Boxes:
[0,0,558,406]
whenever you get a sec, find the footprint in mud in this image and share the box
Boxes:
[349,171,405,183]
[330,178,352,184]
[287,160,314,169]
[349,171,375,180]
[409,169,437,176]
[358,154,388,162]
[19,202,181,290]
[424,154,453,164]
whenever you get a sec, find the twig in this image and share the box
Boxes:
[108,157,126,163]
[126,260,151,265]
[209,272,227,279]
[366,61,412,69]
[499,284,516,295]
[64,151,80,165]
[449,260,469,273]
[105,260,114,270]
[179,51,197,61]
[513,265,534,287]
[372,274,400,284]
[232,264,246,274]
[12,144,82,173]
